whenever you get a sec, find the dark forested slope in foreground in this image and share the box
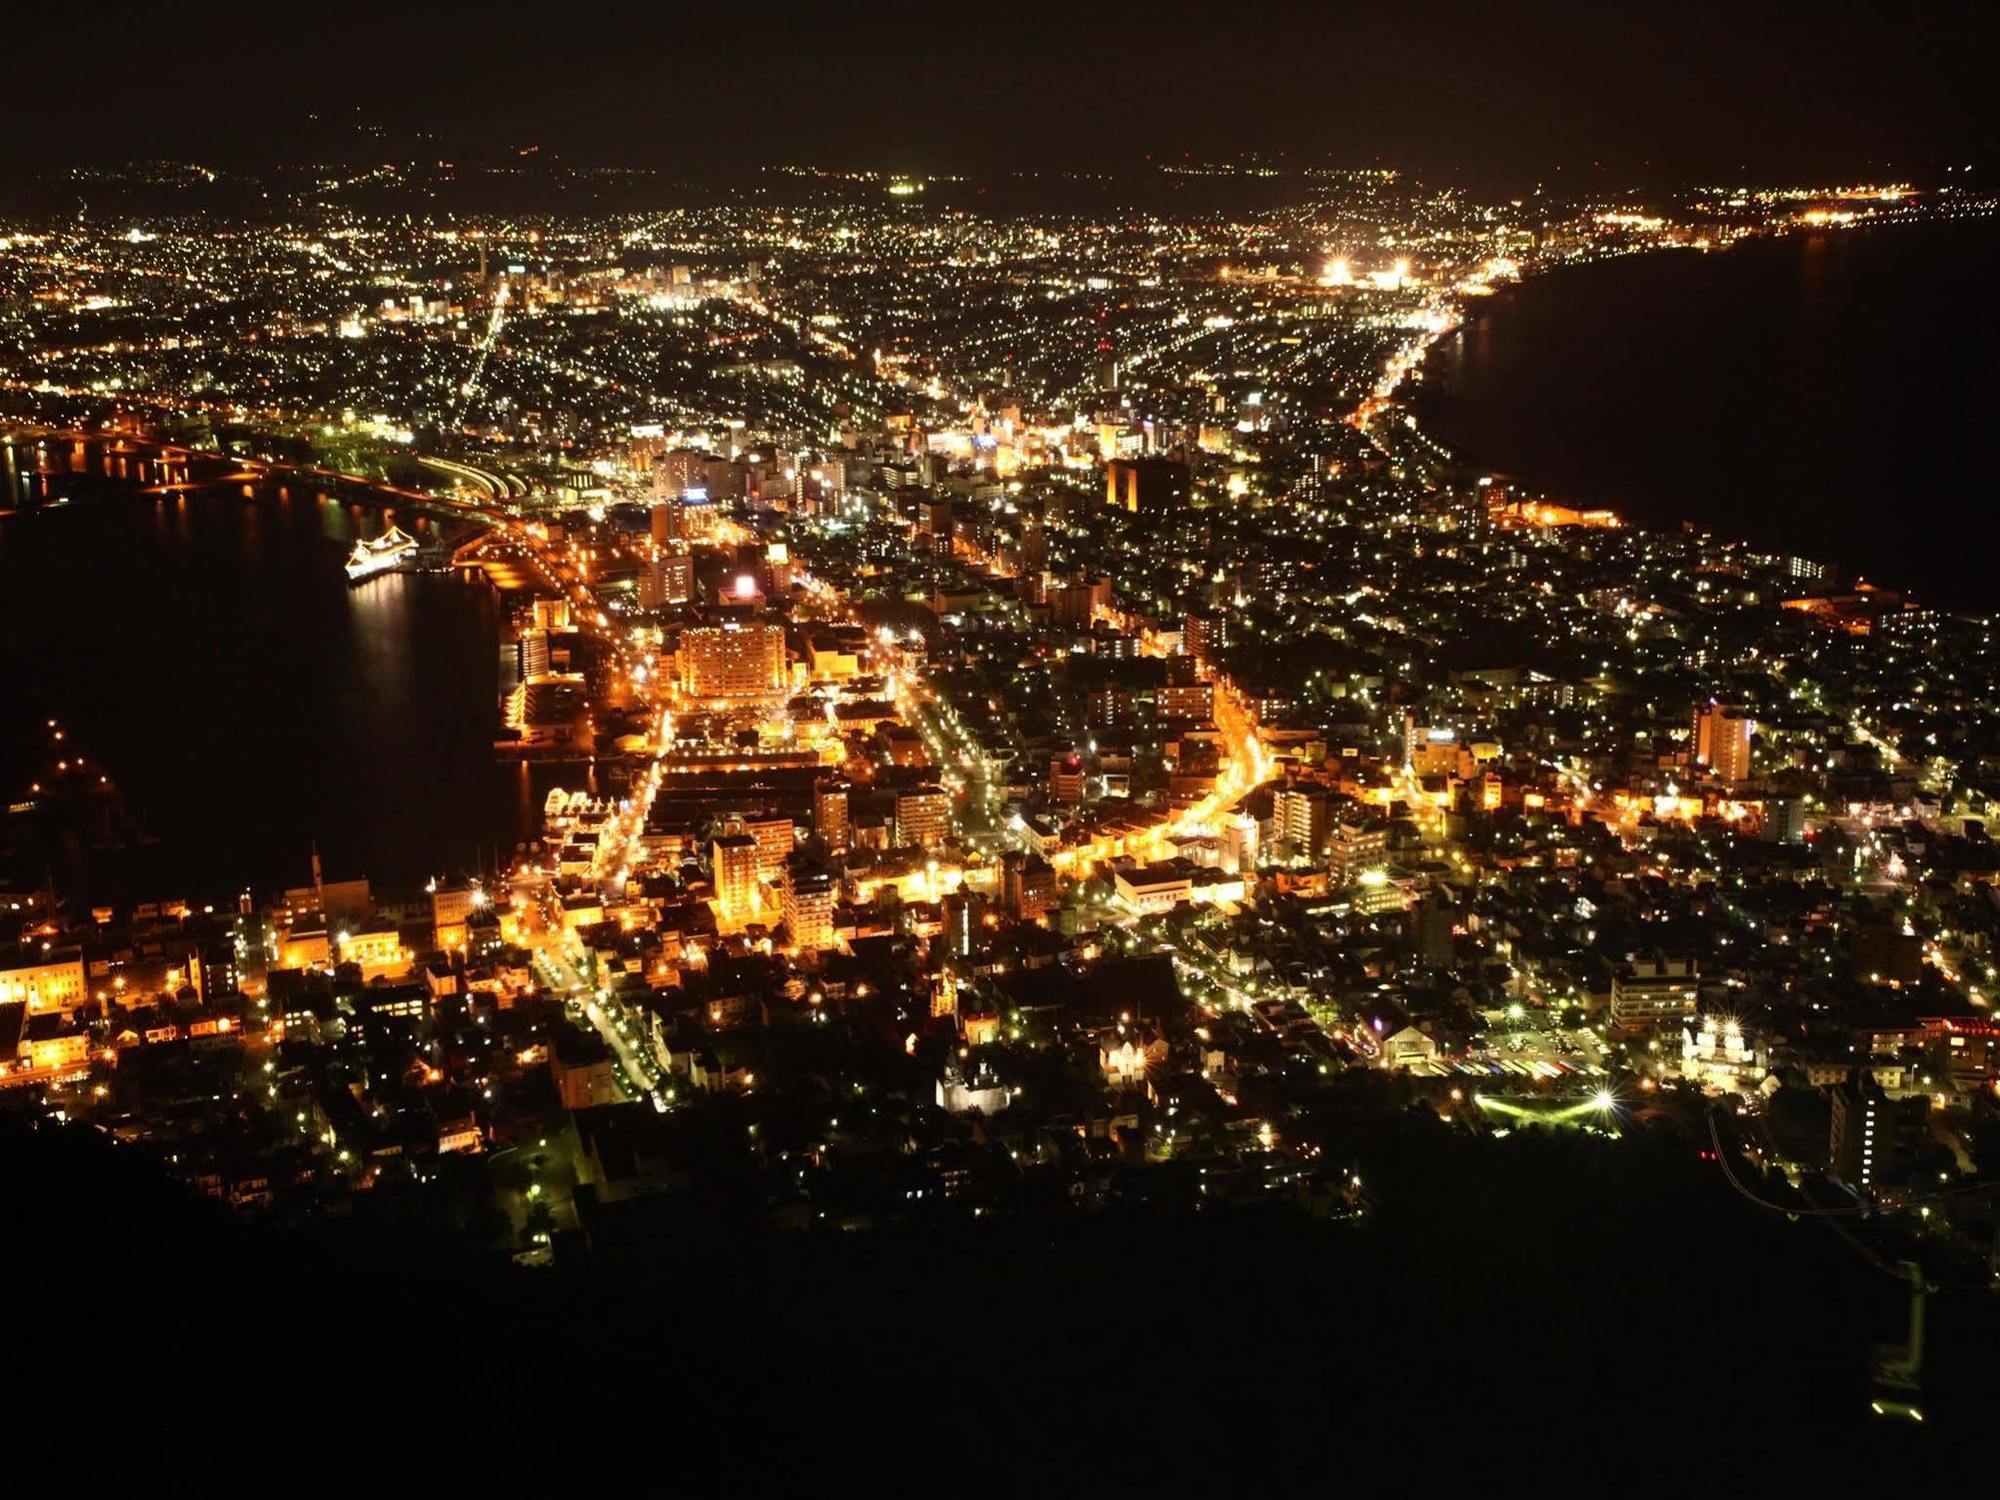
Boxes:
[6,1114,1993,1487]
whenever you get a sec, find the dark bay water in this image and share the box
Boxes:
[1417,218,2000,610]
[1,441,549,899]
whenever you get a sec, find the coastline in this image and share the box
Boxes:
[0,439,528,900]
[1373,211,2000,612]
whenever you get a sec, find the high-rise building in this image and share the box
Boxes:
[1050,574,1112,627]
[1409,895,1459,968]
[781,858,836,955]
[1695,704,1754,784]
[1158,679,1213,724]
[1221,813,1260,876]
[711,834,761,919]
[638,553,694,610]
[519,629,553,680]
[895,785,950,850]
[1327,816,1388,886]
[1607,958,1699,1034]
[1002,851,1058,923]
[1830,1073,1901,1195]
[638,559,668,610]
[1182,610,1226,668]
[1050,753,1086,806]
[813,778,850,852]
[1105,457,1191,513]
[1763,794,1806,845]
[679,623,787,699]
[653,448,706,500]
[1273,786,1330,862]
[743,813,797,882]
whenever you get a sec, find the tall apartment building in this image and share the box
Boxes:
[813,778,850,852]
[711,834,762,919]
[895,786,950,850]
[679,622,787,699]
[1327,816,1388,886]
[1273,786,1330,861]
[1182,609,1227,668]
[1830,1073,1902,1196]
[1608,957,1700,1034]
[1694,704,1754,784]
[742,813,797,882]
[639,553,694,609]
[1105,457,1191,513]
[781,859,837,954]
[1050,753,1087,806]
[1001,851,1059,924]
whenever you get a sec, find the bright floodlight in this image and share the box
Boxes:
[1593,1088,1616,1110]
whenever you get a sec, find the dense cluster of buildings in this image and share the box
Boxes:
[2,166,1996,1283]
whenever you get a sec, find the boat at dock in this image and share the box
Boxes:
[344,525,418,582]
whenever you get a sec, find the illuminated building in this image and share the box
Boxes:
[502,674,591,750]
[1105,457,1190,513]
[813,778,850,852]
[278,921,331,970]
[1182,610,1226,667]
[1159,680,1213,723]
[1694,704,1754,784]
[639,553,694,608]
[878,724,931,767]
[1830,1074,1904,1195]
[17,1015,90,1073]
[1221,813,1259,875]
[1350,868,1408,917]
[711,833,761,919]
[743,813,797,881]
[338,924,408,981]
[679,622,787,699]
[1327,817,1387,886]
[1608,958,1699,1034]
[781,858,836,954]
[431,884,479,950]
[1274,787,1330,861]
[1681,1018,1766,1092]
[1050,753,1086,806]
[1114,859,1245,914]
[937,1063,1009,1115]
[895,785,950,850]
[808,636,860,681]
[1002,850,1058,923]
[1115,862,1195,914]
[519,629,553,679]
[550,1030,621,1110]
[532,599,573,633]
[0,950,87,1015]
[718,572,765,608]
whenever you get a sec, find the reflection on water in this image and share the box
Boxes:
[0,441,560,896]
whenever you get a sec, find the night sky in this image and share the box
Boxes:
[13,0,1999,186]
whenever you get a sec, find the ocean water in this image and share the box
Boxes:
[1416,217,2000,610]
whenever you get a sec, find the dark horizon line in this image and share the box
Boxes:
[17,149,1988,195]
